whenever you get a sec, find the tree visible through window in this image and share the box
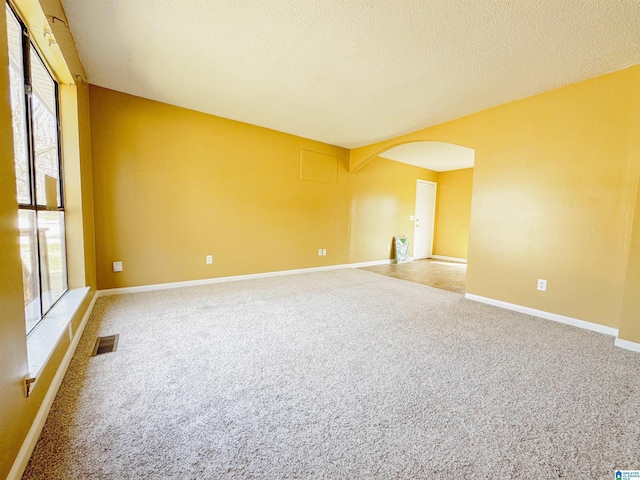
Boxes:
[6,3,68,334]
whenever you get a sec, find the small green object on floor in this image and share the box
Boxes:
[395,235,410,263]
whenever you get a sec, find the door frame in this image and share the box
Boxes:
[413,179,437,260]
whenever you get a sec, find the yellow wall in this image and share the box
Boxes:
[619,174,640,342]
[348,156,438,263]
[352,65,640,330]
[618,67,640,343]
[77,83,97,288]
[433,168,473,259]
[90,86,352,289]
[0,1,96,478]
[90,86,443,289]
[37,0,97,288]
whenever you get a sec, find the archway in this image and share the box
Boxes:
[356,140,475,294]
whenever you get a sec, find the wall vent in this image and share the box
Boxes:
[92,334,119,356]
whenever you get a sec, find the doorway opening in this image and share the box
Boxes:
[361,141,474,294]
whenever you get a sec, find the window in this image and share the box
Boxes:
[6,4,68,334]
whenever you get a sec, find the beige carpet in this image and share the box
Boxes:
[23,269,640,479]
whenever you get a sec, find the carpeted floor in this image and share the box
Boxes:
[23,269,640,479]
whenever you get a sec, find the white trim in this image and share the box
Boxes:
[614,338,640,353]
[97,259,394,297]
[431,255,467,264]
[7,292,97,480]
[27,288,90,392]
[464,293,619,337]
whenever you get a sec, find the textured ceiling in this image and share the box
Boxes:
[380,142,474,172]
[60,0,640,149]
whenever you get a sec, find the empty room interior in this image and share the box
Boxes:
[1,1,640,478]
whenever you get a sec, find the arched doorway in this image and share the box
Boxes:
[358,141,475,294]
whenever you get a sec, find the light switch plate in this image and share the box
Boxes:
[113,261,123,272]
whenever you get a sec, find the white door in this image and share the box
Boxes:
[413,180,436,260]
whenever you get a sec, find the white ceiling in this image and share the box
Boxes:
[60,0,640,149]
[379,142,474,172]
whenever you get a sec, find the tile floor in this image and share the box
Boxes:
[360,258,466,294]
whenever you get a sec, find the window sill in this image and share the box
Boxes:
[27,287,90,394]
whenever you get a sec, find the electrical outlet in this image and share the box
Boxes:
[113,261,123,272]
[318,248,323,256]
[322,249,327,256]
[206,255,213,264]
[410,215,415,221]
[537,279,547,292]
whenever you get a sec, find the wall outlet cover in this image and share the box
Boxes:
[206,255,213,264]
[537,279,547,291]
[113,261,123,272]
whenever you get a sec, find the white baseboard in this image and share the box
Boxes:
[97,259,394,297]
[464,293,619,337]
[431,255,467,263]
[614,338,640,353]
[352,259,394,268]
[7,291,98,480]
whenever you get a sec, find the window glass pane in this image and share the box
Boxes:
[38,210,67,314]
[6,6,31,204]
[8,6,68,334]
[19,210,42,333]
[30,47,61,208]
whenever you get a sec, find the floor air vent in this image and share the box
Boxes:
[92,334,119,356]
